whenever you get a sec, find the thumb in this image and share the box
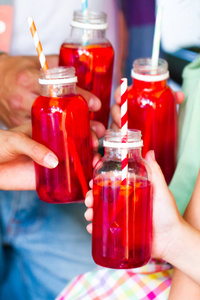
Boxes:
[46,55,59,68]
[145,150,170,195]
[77,87,101,112]
[4,132,59,169]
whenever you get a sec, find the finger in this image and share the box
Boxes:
[145,150,169,192]
[110,104,121,128]
[11,122,32,136]
[86,223,93,234]
[0,157,36,190]
[9,90,37,118]
[6,132,58,168]
[89,180,93,189]
[46,55,59,68]
[175,91,185,104]
[92,153,101,168]
[90,130,99,149]
[85,189,93,207]
[17,67,40,94]
[77,87,101,112]
[114,85,121,104]
[110,121,120,130]
[84,208,93,221]
[90,120,106,139]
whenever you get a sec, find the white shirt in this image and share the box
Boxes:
[10,0,120,104]
[10,0,119,58]
[157,0,200,52]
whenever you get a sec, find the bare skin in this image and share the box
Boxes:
[85,151,200,286]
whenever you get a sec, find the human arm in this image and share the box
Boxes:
[0,119,102,191]
[168,171,200,299]
[0,54,58,127]
[0,123,58,190]
[85,151,200,285]
[0,54,104,130]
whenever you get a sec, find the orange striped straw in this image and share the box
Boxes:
[27,17,48,70]
[27,16,89,198]
[120,78,128,185]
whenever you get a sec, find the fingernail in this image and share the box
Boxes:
[44,153,58,168]
[150,150,155,161]
[84,210,89,220]
[88,98,94,109]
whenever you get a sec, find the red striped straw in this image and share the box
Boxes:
[27,17,49,70]
[121,78,128,185]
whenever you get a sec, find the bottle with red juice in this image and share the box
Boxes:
[31,66,93,204]
[128,58,177,185]
[92,129,152,269]
[59,10,114,129]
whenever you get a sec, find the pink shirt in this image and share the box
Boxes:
[0,5,13,52]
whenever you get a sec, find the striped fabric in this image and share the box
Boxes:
[56,259,172,300]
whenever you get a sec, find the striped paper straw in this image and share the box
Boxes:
[27,16,88,197]
[81,0,89,46]
[27,17,48,70]
[121,78,128,185]
[82,0,88,15]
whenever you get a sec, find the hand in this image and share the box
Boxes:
[77,86,106,152]
[84,150,183,261]
[144,151,183,259]
[110,85,185,129]
[0,54,59,128]
[0,123,58,190]
[0,54,105,151]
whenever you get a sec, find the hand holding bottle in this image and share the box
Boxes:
[0,122,58,190]
[85,150,200,284]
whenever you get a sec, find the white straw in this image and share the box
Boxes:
[151,5,163,68]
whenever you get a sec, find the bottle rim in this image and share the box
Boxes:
[103,140,143,148]
[131,58,169,82]
[39,77,78,85]
[103,129,143,148]
[71,10,108,30]
[131,70,169,82]
[39,66,78,85]
[71,20,108,30]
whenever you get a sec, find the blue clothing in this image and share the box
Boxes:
[118,0,155,84]
[0,190,96,300]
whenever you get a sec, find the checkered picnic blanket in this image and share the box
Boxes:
[56,259,172,300]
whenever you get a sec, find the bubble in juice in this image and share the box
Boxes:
[59,43,114,129]
[92,176,152,269]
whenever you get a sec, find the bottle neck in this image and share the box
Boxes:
[105,147,142,160]
[70,26,106,43]
[40,82,77,97]
[132,77,167,90]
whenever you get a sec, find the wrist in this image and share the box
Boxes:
[162,216,185,263]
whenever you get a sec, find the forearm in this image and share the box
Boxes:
[168,223,200,299]
[169,269,200,300]
[164,220,200,285]
[169,171,200,298]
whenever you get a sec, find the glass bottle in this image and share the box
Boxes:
[31,66,93,204]
[128,58,177,185]
[59,10,114,129]
[92,129,152,269]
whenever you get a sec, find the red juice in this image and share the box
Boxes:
[128,78,177,185]
[92,177,152,269]
[59,43,114,128]
[32,93,93,204]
